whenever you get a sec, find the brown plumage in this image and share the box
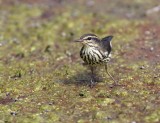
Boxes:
[75,33,116,87]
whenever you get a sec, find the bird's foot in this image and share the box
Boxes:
[89,79,96,88]
[109,81,121,88]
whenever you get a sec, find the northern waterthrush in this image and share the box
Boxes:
[75,33,116,87]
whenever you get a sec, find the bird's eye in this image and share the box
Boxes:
[87,37,91,40]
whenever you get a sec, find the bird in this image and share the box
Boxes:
[75,33,117,87]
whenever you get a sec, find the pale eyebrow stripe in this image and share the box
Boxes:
[83,36,98,39]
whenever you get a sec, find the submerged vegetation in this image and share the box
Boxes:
[0,0,160,122]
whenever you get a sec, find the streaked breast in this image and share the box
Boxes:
[80,46,104,64]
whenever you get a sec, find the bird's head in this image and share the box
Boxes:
[75,33,100,47]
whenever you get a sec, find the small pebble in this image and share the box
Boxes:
[154,75,159,78]
[10,111,17,116]
[86,0,95,6]
[79,93,84,97]
[66,51,71,56]
[48,102,54,105]
[150,47,154,51]
[6,92,10,96]
[44,45,51,53]
[12,38,20,44]
[131,121,136,123]
[139,66,145,69]
[145,31,151,35]
[61,32,66,37]
[14,98,18,102]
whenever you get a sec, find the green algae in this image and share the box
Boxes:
[0,1,160,123]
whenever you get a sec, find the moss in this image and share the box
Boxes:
[0,1,160,123]
[145,110,160,123]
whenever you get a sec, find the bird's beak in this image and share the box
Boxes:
[74,39,83,42]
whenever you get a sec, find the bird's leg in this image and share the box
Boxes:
[105,63,117,85]
[89,65,96,88]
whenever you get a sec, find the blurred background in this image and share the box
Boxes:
[0,0,160,123]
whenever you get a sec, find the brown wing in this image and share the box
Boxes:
[101,36,113,56]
